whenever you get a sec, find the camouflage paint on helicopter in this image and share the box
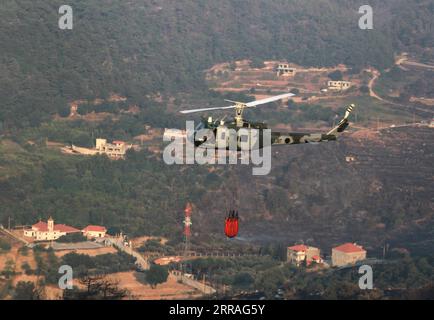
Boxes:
[179,93,355,151]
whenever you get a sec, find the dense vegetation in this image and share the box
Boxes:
[181,256,281,291]
[284,254,434,300]
[0,0,433,129]
[61,251,136,276]
[30,247,136,285]
[12,281,44,300]
[183,253,434,299]
[0,1,432,300]
[57,232,87,243]
[0,143,217,236]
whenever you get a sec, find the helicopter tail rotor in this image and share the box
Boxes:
[327,104,356,136]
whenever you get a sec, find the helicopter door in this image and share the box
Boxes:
[237,129,250,151]
[227,128,238,151]
[217,126,228,149]
[217,126,237,150]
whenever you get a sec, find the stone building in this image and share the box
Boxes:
[332,243,367,267]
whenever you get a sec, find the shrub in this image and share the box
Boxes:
[0,239,11,252]
[57,233,87,243]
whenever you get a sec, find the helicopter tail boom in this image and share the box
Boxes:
[271,104,355,146]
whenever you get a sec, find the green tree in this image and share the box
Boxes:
[146,264,169,289]
[58,104,71,118]
[21,262,33,275]
[232,272,254,289]
[57,233,87,243]
[359,85,370,94]
[328,70,343,81]
[0,239,11,252]
[13,281,43,300]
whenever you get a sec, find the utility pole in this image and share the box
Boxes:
[183,203,192,256]
[8,216,11,230]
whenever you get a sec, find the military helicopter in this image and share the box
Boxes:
[179,93,355,150]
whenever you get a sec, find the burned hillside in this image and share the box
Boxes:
[194,126,433,253]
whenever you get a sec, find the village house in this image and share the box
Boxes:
[277,63,296,77]
[327,80,352,91]
[95,138,132,159]
[69,138,132,159]
[23,217,80,241]
[332,243,367,267]
[82,225,107,238]
[163,129,186,140]
[287,244,322,266]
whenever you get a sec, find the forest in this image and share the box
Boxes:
[0,0,433,129]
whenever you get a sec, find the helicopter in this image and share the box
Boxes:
[178,93,355,151]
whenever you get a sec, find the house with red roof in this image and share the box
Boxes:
[24,217,80,241]
[332,243,366,267]
[82,225,107,238]
[287,244,321,266]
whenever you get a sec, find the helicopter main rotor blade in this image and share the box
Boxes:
[244,93,295,107]
[179,92,295,114]
[179,105,236,114]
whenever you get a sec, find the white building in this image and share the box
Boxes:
[163,129,186,140]
[287,244,322,266]
[24,217,80,241]
[95,139,132,159]
[327,80,352,91]
[82,225,107,238]
[277,63,296,77]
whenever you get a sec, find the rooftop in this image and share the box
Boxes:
[83,225,107,232]
[32,221,80,233]
[333,243,366,253]
[288,244,309,252]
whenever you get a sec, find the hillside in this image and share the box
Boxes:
[194,125,434,252]
[0,0,433,129]
[0,125,432,255]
